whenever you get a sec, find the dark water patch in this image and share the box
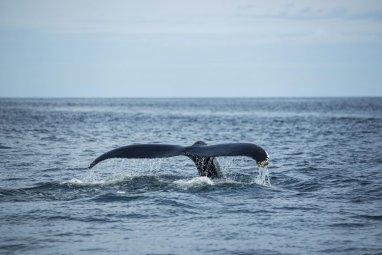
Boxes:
[152,197,198,210]
[352,214,382,221]
[0,181,101,202]
[41,135,67,142]
[349,184,382,202]
[79,247,109,252]
[47,215,120,223]
[274,174,321,193]
[40,167,60,172]
[11,161,34,167]
[331,116,380,122]
[0,187,30,202]
[225,208,273,215]
[0,237,48,254]
[321,175,374,191]
[2,177,30,181]
[294,182,322,193]
[90,193,146,203]
[296,166,319,173]
[286,151,304,156]
[3,209,120,225]
[328,222,368,228]
[54,231,94,237]
[275,205,323,213]
[350,194,381,203]
[207,248,283,255]
[318,247,380,255]
[113,213,156,220]
[0,243,41,255]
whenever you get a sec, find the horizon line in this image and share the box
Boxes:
[1,96,381,99]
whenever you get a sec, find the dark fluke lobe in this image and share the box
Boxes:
[88,141,269,178]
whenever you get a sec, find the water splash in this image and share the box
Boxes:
[173,176,214,190]
[254,166,271,187]
[216,157,271,186]
[68,157,271,188]
[219,157,253,180]
[74,158,164,185]
[62,178,84,185]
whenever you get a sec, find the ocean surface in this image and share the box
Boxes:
[0,98,381,255]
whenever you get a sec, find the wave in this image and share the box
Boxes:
[0,169,272,203]
[90,192,147,203]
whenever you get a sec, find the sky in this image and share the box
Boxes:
[0,0,381,97]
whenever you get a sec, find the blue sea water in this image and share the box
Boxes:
[0,98,381,255]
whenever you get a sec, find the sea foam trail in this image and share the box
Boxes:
[173,176,215,190]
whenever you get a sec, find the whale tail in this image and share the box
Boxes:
[187,141,223,178]
[88,141,269,178]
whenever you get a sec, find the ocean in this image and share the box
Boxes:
[0,98,381,255]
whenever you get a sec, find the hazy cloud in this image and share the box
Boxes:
[1,0,382,43]
[0,0,381,97]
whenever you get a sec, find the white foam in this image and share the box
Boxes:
[173,176,214,189]
[61,178,107,186]
[62,178,84,185]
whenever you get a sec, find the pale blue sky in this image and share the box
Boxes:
[0,0,381,97]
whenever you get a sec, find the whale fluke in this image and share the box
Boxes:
[88,141,269,178]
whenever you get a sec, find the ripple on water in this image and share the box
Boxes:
[1,98,382,254]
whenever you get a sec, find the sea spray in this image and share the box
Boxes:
[255,166,271,187]
[173,176,214,190]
